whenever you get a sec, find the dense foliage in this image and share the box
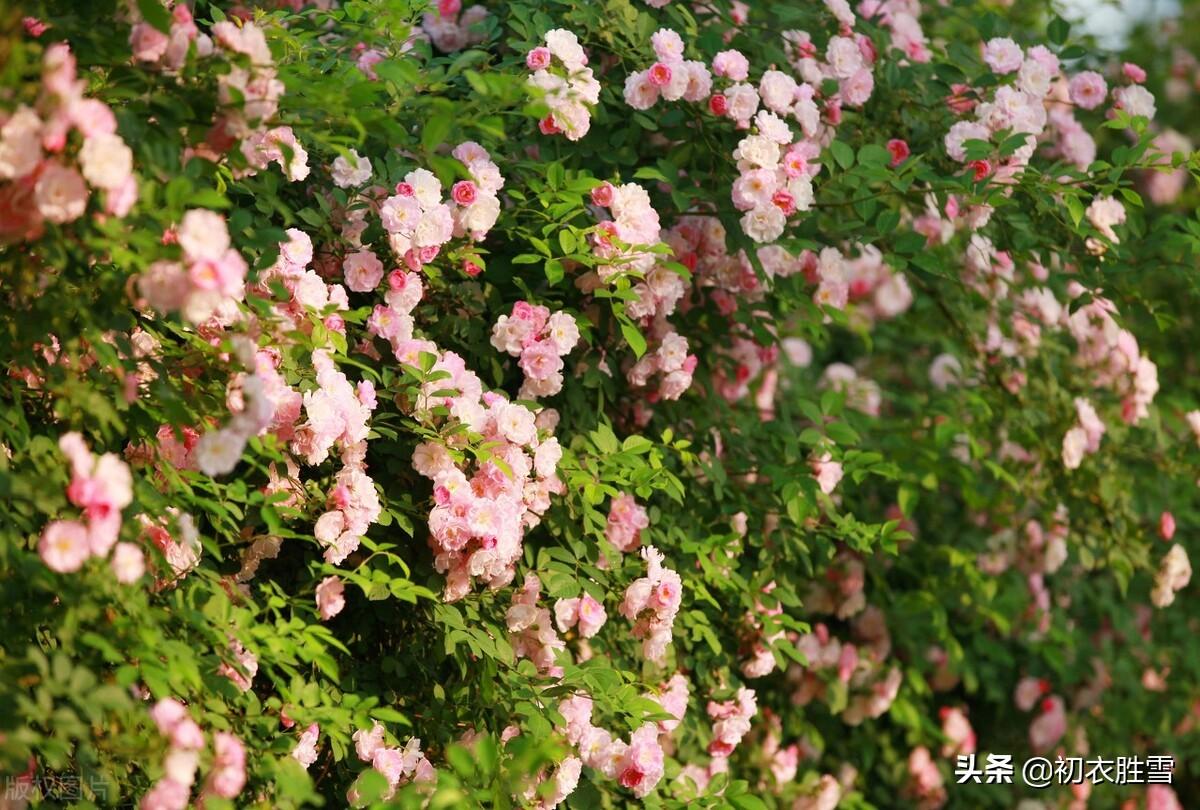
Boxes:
[1,0,1199,807]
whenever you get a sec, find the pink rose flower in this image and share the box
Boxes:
[39,520,90,573]
[316,575,346,620]
[526,46,551,70]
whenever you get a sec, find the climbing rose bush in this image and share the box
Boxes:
[1,0,1199,807]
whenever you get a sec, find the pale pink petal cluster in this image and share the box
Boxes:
[421,3,490,53]
[130,4,201,72]
[619,546,682,664]
[604,493,650,553]
[291,723,320,769]
[38,432,134,575]
[217,636,258,693]
[626,331,697,402]
[138,209,248,326]
[586,181,663,281]
[1065,287,1158,423]
[938,707,976,757]
[138,510,202,586]
[491,301,580,398]
[527,30,600,141]
[740,582,785,678]
[1061,396,1105,470]
[331,149,372,188]
[407,344,565,598]
[506,574,567,675]
[705,687,757,757]
[0,45,139,239]
[554,694,668,799]
[141,700,246,809]
[555,592,607,638]
[316,576,346,620]
[623,28,713,111]
[1151,544,1191,608]
[349,725,434,801]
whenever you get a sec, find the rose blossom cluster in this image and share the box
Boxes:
[217,635,259,692]
[526,30,601,141]
[349,722,435,802]
[555,591,608,640]
[856,0,932,63]
[330,148,372,189]
[708,335,775,411]
[506,574,567,675]
[839,244,914,323]
[138,209,248,326]
[740,584,785,679]
[664,216,748,313]
[38,432,143,582]
[141,699,246,810]
[364,268,423,356]
[804,553,865,619]
[788,623,861,702]
[1084,194,1127,252]
[745,713,801,792]
[377,147,503,274]
[1064,284,1158,423]
[818,362,882,416]
[706,686,757,758]
[316,575,346,620]
[558,694,667,799]
[619,546,683,664]
[420,1,489,53]
[938,706,976,758]
[626,330,697,403]
[1140,129,1193,205]
[152,16,309,182]
[448,141,504,240]
[1061,396,1105,470]
[409,356,564,599]
[1026,693,1068,752]
[793,773,845,810]
[604,493,650,553]
[490,302,581,398]
[129,3,203,72]
[189,356,282,478]
[210,23,287,146]
[299,352,380,564]
[787,608,903,725]
[622,29,713,111]
[730,109,816,243]
[256,227,351,338]
[0,44,138,243]
[291,722,321,770]
[137,509,202,587]
[510,738,583,810]
[904,746,946,809]
[1151,544,1191,608]
[583,180,663,282]
[944,40,1059,181]
[977,510,1069,579]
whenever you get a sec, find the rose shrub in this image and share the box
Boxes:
[1,0,1199,807]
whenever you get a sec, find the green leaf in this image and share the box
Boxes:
[619,318,647,357]
[137,0,172,33]
[421,114,454,153]
[829,140,855,170]
[1048,16,1069,45]
[1065,195,1084,228]
[857,144,891,168]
